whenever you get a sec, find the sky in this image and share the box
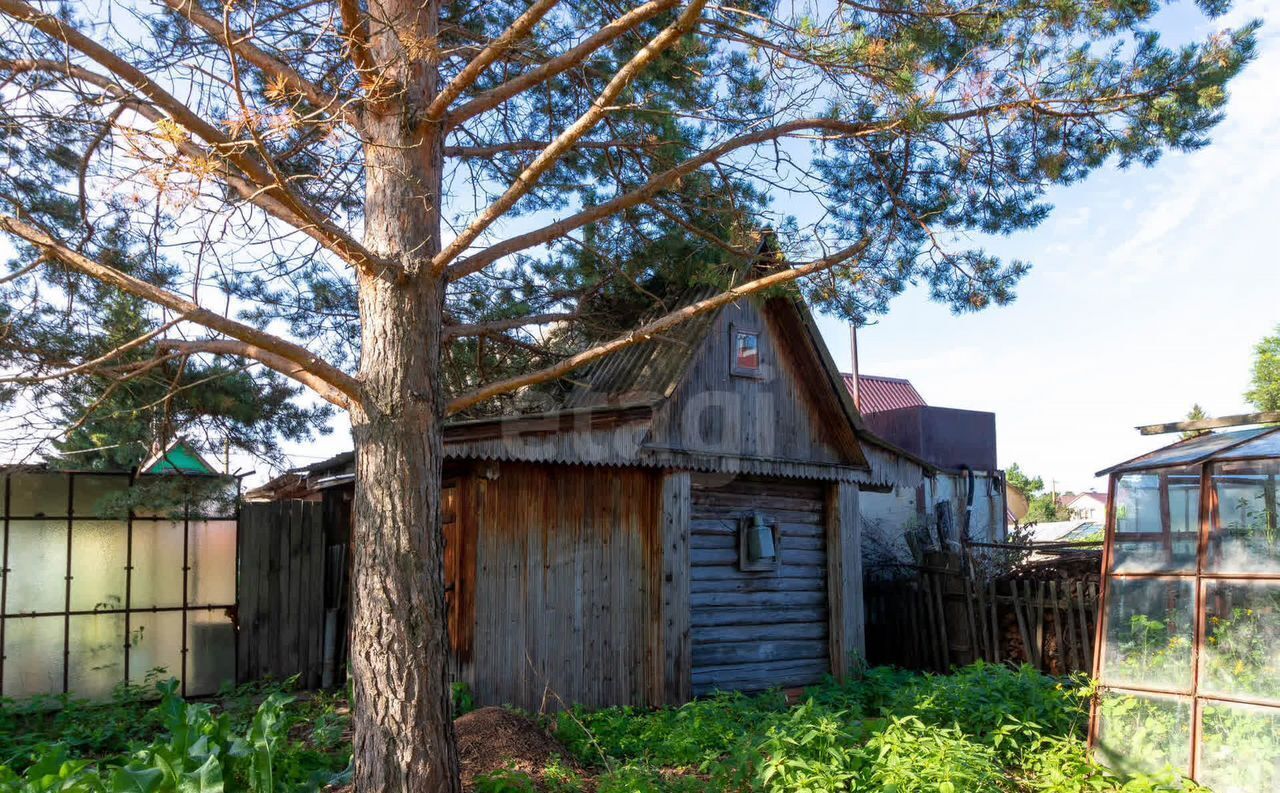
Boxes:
[812,0,1280,492]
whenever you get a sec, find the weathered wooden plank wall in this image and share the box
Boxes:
[237,501,326,687]
[689,474,830,694]
[825,481,863,679]
[648,300,849,467]
[458,462,659,711]
[654,471,691,705]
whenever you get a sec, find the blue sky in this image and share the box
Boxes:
[812,0,1280,491]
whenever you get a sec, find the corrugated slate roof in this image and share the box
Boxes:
[842,373,927,414]
[562,287,720,410]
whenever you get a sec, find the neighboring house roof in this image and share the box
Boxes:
[140,439,217,475]
[1026,519,1100,544]
[841,374,927,414]
[1065,491,1107,509]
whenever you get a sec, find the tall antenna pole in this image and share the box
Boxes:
[848,324,860,412]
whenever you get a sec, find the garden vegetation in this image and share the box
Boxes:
[0,664,1209,792]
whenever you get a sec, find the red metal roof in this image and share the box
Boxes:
[842,373,927,414]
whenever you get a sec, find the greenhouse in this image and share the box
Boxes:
[0,466,238,701]
[1092,426,1280,792]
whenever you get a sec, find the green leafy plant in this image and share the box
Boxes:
[0,680,350,792]
[451,681,476,717]
[473,767,538,793]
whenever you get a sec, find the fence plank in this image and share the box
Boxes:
[236,501,329,687]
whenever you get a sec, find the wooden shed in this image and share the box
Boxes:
[252,291,880,710]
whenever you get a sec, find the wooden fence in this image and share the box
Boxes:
[865,558,1101,675]
[237,501,330,687]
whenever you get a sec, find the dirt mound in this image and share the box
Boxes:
[456,706,582,790]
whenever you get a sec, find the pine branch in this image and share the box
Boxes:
[426,0,562,121]
[432,0,710,273]
[447,237,871,412]
[443,0,680,130]
[0,215,360,409]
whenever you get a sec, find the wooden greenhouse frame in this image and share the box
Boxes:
[1090,426,1280,790]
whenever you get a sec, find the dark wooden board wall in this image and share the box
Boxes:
[237,500,327,687]
[689,474,831,694]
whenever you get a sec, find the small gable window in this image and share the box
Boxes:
[730,325,762,378]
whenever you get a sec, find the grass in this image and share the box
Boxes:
[0,663,1207,792]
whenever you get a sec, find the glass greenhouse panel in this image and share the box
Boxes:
[1198,700,1280,793]
[68,613,125,700]
[1207,460,1280,573]
[1111,470,1198,573]
[72,475,128,517]
[188,520,237,606]
[69,521,127,612]
[186,611,236,696]
[2,617,65,698]
[8,473,68,517]
[128,611,184,685]
[5,520,68,614]
[1095,690,1192,778]
[1101,578,1195,692]
[130,520,186,609]
[1200,581,1280,703]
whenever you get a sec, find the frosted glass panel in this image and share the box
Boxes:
[6,520,68,614]
[186,611,235,696]
[1095,690,1191,778]
[1101,578,1195,692]
[3,616,65,698]
[188,520,237,605]
[128,611,183,685]
[130,521,185,608]
[73,475,128,517]
[70,521,127,612]
[68,614,125,700]
[1207,461,1280,573]
[8,473,69,517]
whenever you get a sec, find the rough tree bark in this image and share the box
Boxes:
[346,0,459,786]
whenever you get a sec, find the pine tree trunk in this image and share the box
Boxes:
[349,274,457,792]
[348,11,459,780]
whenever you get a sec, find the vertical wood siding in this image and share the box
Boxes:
[458,463,659,711]
[825,482,863,679]
[689,474,830,694]
[648,300,850,466]
[237,501,327,687]
[654,471,691,705]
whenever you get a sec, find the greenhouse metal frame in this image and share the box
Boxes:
[1091,425,1280,791]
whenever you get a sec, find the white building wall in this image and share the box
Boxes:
[859,467,1006,572]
